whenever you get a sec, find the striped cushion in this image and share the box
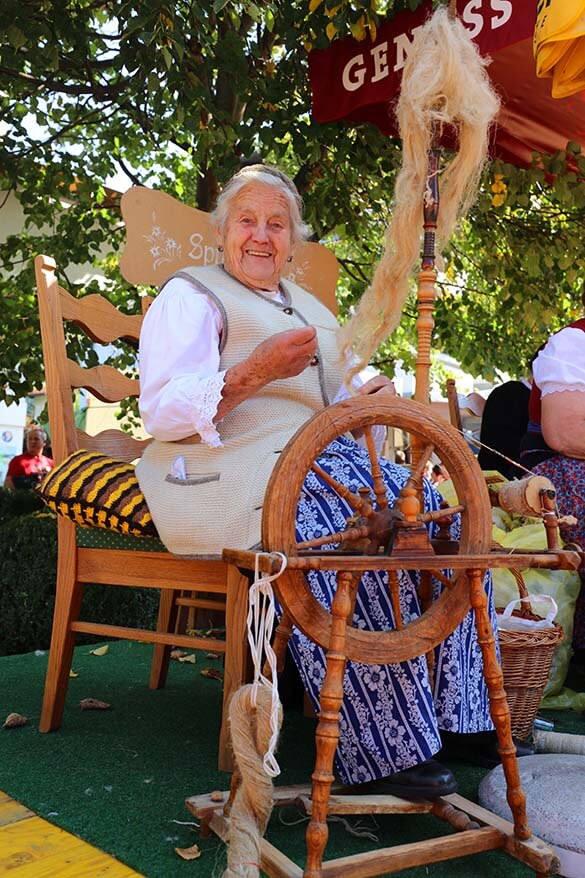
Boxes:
[39,450,157,537]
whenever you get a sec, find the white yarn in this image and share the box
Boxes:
[247,551,288,777]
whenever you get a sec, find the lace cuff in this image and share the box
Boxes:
[189,371,226,447]
[541,383,585,397]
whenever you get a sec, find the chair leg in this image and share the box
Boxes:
[219,566,250,773]
[176,589,193,634]
[149,588,181,690]
[40,521,84,733]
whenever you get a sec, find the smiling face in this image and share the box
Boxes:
[219,183,294,290]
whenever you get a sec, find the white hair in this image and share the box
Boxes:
[211,164,311,245]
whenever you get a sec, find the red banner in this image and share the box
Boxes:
[309,0,535,133]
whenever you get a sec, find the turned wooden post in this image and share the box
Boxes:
[413,134,440,412]
[413,267,437,409]
[388,570,403,630]
[540,489,560,551]
[304,571,358,877]
[468,568,530,840]
[411,133,440,504]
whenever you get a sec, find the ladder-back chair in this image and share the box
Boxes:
[36,187,340,772]
[35,254,251,770]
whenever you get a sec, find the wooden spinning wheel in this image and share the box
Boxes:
[257,394,536,877]
[207,392,579,877]
[262,394,492,664]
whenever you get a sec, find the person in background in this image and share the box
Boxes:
[431,464,449,485]
[520,305,585,660]
[457,392,485,452]
[477,376,531,479]
[4,426,54,490]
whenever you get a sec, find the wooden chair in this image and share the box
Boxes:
[36,187,340,772]
[35,254,249,770]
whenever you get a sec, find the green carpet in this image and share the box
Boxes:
[1,641,583,878]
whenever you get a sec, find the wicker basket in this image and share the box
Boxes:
[497,570,564,740]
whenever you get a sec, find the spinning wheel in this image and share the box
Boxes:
[259,395,533,877]
[262,394,492,664]
[208,394,579,876]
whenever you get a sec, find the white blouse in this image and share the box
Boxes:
[532,326,585,397]
[139,276,373,446]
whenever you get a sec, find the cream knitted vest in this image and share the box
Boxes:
[136,264,345,556]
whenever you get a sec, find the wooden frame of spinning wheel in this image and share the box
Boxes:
[187,396,580,877]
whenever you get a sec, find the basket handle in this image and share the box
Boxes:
[510,569,532,616]
[500,594,558,627]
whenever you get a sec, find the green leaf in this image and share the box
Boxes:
[245,2,262,23]
[7,25,26,49]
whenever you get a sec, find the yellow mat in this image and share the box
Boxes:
[0,791,143,877]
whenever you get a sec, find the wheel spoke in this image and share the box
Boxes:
[418,570,434,612]
[405,443,435,491]
[296,523,371,551]
[432,570,457,590]
[311,463,374,516]
[363,425,389,511]
[388,570,403,629]
[419,504,464,524]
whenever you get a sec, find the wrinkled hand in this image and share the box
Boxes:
[357,375,397,397]
[248,326,318,383]
[218,327,318,423]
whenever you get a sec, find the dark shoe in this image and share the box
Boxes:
[440,730,535,769]
[343,759,457,801]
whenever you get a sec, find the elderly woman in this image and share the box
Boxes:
[521,315,585,658]
[136,164,501,796]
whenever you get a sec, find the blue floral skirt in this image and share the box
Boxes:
[286,437,495,785]
[533,454,585,650]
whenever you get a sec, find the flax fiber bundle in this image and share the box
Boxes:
[222,685,283,878]
[338,6,500,383]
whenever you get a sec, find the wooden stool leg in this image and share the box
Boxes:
[219,566,250,773]
[304,571,358,878]
[40,520,84,732]
[469,568,530,840]
[149,588,180,690]
[272,612,294,677]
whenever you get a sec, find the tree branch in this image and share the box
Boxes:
[116,158,144,187]
[0,66,127,98]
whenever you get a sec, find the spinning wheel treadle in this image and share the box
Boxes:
[262,395,493,664]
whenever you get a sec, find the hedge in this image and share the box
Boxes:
[0,490,160,656]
